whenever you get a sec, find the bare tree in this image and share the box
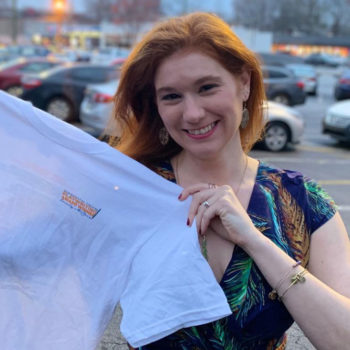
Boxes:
[233,0,276,30]
[323,0,350,35]
[233,0,339,35]
[85,0,116,23]
[86,0,161,24]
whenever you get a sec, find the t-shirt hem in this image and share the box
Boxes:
[123,303,232,347]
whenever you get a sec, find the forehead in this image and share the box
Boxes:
[154,49,234,88]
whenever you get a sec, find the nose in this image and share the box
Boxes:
[182,95,205,123]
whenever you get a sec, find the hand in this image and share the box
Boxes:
[179,183,259,247]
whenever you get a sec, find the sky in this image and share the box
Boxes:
[17,0,233,18]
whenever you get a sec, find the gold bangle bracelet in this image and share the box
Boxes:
[268,261,301,301]
[278,268,308,301]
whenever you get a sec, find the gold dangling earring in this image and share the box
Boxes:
[240,102,250,129]
[159,127,169,145]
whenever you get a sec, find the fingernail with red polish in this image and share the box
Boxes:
[187,218,190,226]
[178,193,182,200]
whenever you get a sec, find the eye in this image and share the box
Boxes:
[199,84,218,93]
[161,93,181,101]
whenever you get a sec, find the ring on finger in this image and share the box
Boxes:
[202,200,210,208]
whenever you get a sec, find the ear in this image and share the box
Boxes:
[240,67,251,102]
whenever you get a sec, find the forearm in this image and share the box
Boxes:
[243,231,350,350]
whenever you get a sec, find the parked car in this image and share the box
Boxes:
[262,65,306,106]
[0,57,63,96]
[48,49,91,63]
[259,101,304,151]
[284,63,318,95]
[1,45,52,61]
[256,52,305,66]
[80,81,304,151]
[21,63,120,122]
[334,69,350,100]
[322,100,350,142]
[91,47,130,65]
[80,79,119,136]
[304,53,344,67]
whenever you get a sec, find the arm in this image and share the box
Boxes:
[244,212,350,350]
[181,184,350,350]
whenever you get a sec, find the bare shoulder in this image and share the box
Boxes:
[309,212,350,297]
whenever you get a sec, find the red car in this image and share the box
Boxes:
[0,57,63,96]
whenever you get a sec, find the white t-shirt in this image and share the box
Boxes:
[0,92,231,349]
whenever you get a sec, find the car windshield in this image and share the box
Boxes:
[287,65,315,77]
[0,57,26,71]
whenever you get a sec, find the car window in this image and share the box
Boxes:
[71,66,118,83]
[266,69,289,79]
[19,62,57,73]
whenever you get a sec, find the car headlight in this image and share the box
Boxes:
[325,112,350,127]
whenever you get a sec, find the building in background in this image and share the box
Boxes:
[273,34,350,57]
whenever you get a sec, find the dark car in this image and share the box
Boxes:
[0,57,63,96]
[334,69,350,101]
[21,63,119,121]
[304,53,341,67]
[262,65,306,106]
[256,52,305,66]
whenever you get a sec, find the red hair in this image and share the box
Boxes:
[113,12,266,166]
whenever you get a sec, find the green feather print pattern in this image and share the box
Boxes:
[304,178,337,216]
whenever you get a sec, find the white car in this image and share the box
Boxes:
[80,79,120,137]
[91,47,130,65]
[285,63,318,95]
[261,101,304,151]
[322,100,350,142]
[80,83,304,151]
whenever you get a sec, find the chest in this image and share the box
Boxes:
[204,227,235,283]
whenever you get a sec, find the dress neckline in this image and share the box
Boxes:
[163,159,262,284]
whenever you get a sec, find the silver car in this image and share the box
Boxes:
[80,79,120,137]
[285,63,318,95]
[261,101,304,151]
[80,82,304,151]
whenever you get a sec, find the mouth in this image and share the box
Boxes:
[185,121,218,136]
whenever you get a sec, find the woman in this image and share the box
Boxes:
[113,12,350,350]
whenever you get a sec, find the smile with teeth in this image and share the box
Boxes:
[186,121,217,135]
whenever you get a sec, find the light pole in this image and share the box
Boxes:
[11,0,18,44]
[52,0,67,51]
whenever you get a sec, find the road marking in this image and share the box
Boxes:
[318,180,350,185]
[257,157,350,165]
[298,144,340,153]
[297,144,350,158]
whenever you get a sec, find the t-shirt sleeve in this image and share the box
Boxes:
[302,176,337,234]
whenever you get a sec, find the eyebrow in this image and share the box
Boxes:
[156,75,223,95]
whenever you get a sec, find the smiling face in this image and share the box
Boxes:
[154,49,250,160]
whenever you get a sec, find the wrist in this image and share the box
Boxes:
[239,228,270,255]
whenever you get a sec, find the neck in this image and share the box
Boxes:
[173,146,248,189]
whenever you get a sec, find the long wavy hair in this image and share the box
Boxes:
[112,12,266,167]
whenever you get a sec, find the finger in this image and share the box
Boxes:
[196,196,222,234]
[187,189,217,226]
[178,183,217,201]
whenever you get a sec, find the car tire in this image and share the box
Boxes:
[263,122,290,152]
[309,89,317,96]
[5,85,23,97]
[46,96,74,121]
[271,94,291,106]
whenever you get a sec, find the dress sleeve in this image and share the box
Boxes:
[302,176,337,234]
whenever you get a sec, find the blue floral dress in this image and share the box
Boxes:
[138,161,337,350]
